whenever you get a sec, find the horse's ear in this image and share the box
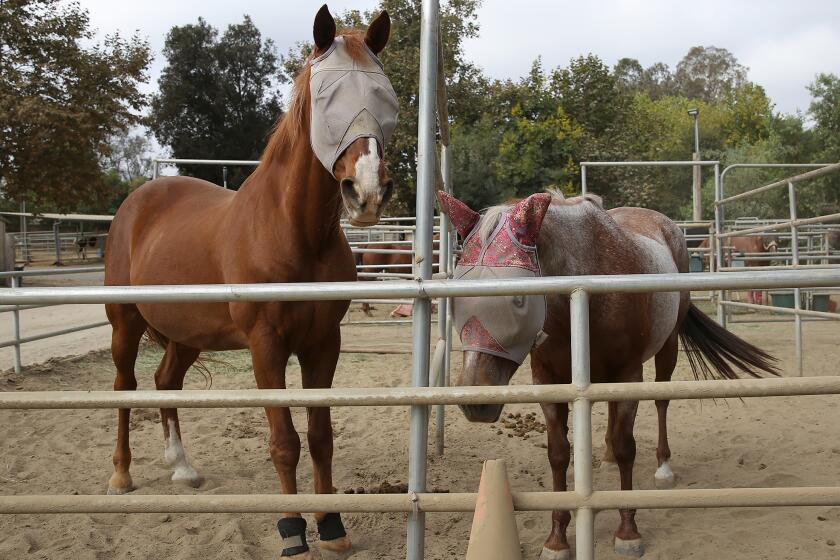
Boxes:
[437,191,480,237]
[313,4,336,52]
[365,10,391,55]
[509,193,552,246]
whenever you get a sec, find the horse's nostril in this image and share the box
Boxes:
[340,178,360,207]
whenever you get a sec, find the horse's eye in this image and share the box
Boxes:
[512,295,525,308]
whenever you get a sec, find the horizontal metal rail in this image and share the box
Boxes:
[0,266,104,279]
[581,161,720,167]
[720,300,840,320]
[155,158,259,166]
[3,376,839,409]
[717,162,840,206]
[0,321,110,349]
[1,270,837,305]
[1,487,838,514]
[717,213,840,238]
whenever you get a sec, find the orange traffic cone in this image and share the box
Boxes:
[466,459,522,560]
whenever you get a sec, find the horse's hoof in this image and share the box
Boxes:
[539,546,570,559]
[106,485,133,495]
[614,537,645,558]
[107,472,134,495]
[320,535,353,558]
[654,461,675,489]
[171,466,201,488]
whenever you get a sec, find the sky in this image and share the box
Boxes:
[76,0,840,117]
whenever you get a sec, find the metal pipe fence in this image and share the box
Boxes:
[1,266,107,374]
[714,162,840,376]
[2,269,840,560]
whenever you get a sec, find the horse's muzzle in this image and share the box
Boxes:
[459,403,504,423]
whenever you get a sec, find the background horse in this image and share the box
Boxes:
[698,234,778,303]
[355,236,439,316]
[103,7,398,559]
[438,191,778,559]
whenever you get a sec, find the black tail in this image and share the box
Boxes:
[143,327,216,388]
[679,304,779,380]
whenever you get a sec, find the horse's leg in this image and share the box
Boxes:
[249,328,308,559]
[611,371,643,558]
[653,332,678,489]
[299,330,352,555]
[538,400,571,560]
[155,341,202,487]
[603,402,616,463]
[361,302,372,316]
[106,303,146,495]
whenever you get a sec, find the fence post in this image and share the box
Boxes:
[406,0,439,557]
[10,275,21,374]
[713,164,727,327]
[570,288,594,560]
[581,164,587,195]
[788,181,803,376]
[53,221,62,266]
[434,143,451,456]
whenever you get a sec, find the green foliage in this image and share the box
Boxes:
[150,16,282,188]
[0,0,150,211]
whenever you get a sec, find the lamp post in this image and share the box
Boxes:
[688,108,701,221]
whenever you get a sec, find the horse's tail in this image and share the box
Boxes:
[143,327,215,389]
[678,304,779,380]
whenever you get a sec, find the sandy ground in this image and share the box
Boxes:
[0,302,839,559]
[0,269,110,371]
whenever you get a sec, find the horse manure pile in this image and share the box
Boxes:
[342,481,449,494]
[492,411,546,441]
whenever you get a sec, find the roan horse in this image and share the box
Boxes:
[437,191,778,558]
[103,7,398,558]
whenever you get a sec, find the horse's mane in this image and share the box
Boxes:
[478,189,604,243]
[262,30,372,161]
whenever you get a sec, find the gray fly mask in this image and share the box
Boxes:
[446,194,553,365]
[309,37,399,177]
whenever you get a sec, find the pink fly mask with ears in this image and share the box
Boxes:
[438,192,553,365]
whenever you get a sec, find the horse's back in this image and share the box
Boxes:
[106,177,234,285]
[608,207,688,274]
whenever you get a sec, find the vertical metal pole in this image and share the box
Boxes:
[222,166,228,189]
[692,114,702,221]
[788,181,803,377]
[713,164,726,327]
[20,200,29,264]
[435,144,451,456]
[11,275,21,374]
[152,160,159,180]
[570,289,594,560]
[581,165,587,195]
[53,221,62,266]
[407,0,438,557]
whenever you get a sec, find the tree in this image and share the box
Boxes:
[0,0,150,211]
[808,73,840,157]
[674,46,748,103]
[102,132,154,182]
[150,16,283,188]
[552,54,626,137]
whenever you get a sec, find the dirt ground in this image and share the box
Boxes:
[0,302,839,560]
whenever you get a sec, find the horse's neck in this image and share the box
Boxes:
[239,138,343,252]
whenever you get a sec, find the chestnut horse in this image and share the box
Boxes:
[700,235,778,303]
[437,191,778,558]
[103,7,398,558]
[355,236,439,315]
